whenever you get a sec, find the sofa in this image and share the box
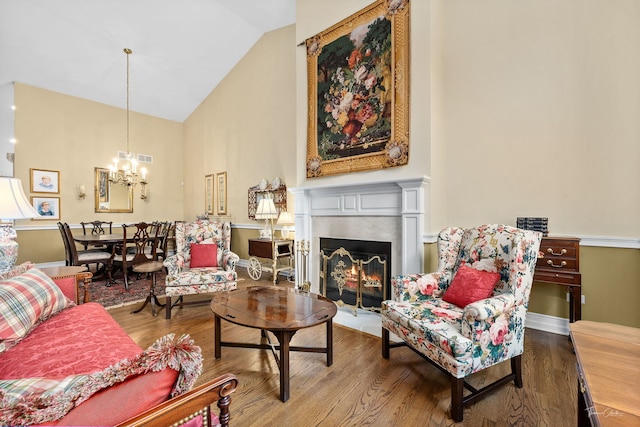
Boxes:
[164,220,239,319]
[0,262,238,426]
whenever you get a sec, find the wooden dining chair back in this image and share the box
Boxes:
[80,221,113,250]
[151,221,174,261]
[112,222,160,290]
[57,221,72,266]
[60,222,112,278]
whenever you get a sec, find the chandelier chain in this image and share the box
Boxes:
[108,47,148,197]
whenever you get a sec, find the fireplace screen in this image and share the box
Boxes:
[320,238,390,315]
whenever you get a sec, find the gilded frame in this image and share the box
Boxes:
[216,171,227,215]
[205,174,214,215]
[30,168,60,194]
[31,196,60,220]
[305,0,410,178]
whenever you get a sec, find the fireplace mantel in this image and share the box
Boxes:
[290,177,430,291]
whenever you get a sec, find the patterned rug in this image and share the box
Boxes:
[88,272,165,310]
[89,271,247,309]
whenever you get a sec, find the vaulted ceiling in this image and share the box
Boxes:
[0,0,296,122]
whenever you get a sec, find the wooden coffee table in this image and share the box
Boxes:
[210,286,337,402]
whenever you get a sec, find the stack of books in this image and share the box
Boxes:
[516,217,548,236]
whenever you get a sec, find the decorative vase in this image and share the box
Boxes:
[0,225,19,274]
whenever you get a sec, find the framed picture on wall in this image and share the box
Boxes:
[30,168,60,194]
[304,0,410,178]
[205,174,214,215]
[216,172,227,215]
[31,196,60,220]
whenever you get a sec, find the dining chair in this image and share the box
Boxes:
[80,220,113,251]
[150,221,174,262]
[111,222,160,290]
[60,222,112,280]
[57,221,72,266]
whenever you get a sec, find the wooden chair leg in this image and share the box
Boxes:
[451,377,464,422]
[165,296,172,319]
[382,328,390,359]
[512,354,523,388]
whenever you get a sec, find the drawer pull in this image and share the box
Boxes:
[547,248,567,256]
[547,260,567,268]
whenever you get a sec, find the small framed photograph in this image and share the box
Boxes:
[30,169,60,194]
[217,172,227,215]
[205,174,214,215]
[31,196,60,220]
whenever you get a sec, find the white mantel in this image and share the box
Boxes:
[289,176,430,292]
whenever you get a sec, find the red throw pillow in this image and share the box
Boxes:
[190,243,218,268]
[442,265,500,307]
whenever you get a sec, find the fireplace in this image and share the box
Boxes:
[290,177,430,295]
[320,238,391,315]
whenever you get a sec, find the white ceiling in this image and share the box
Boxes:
[0,0,296,122]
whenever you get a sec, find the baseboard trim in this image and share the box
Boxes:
[526,312,569,336]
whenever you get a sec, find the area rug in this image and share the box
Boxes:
[88,272,166,310]
[88,272,246,309]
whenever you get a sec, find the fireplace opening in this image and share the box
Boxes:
[319,238,391,315]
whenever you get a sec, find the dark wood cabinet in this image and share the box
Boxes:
[533,236,582,322]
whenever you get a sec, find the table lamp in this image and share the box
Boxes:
[0,177,40,273]
[255,197,279,285]
[277,211,294,239]
[255,197,278,240]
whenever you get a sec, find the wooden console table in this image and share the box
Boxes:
[533,236,582,322]
[570,321,640,426]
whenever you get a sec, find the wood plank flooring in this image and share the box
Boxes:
[108,271,578,426]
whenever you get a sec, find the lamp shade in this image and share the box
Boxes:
[255,198,278,220]
[277,211,294,225]
[0,177,40,219]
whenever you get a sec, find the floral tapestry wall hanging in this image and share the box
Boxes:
[306,0,410,178]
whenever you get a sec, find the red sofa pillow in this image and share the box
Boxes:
[190,243,218,268]
[442,265,500,307]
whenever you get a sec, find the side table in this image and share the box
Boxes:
[131,261,166,316]
[533,236,582,322]
[248,238,293,284]
[41,266,92,304]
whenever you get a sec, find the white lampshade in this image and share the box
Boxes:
[255,198,278,220]
[276,211,294,225]
[277,211,294,239]
[0,177,40,219]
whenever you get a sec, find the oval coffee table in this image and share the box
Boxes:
[210,285,337,402]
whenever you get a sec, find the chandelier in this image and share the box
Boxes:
[108,48,148,195]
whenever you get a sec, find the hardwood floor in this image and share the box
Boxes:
[108,271,578,426]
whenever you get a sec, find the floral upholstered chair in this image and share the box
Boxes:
[381,224,542,422]
[163,220,239,319]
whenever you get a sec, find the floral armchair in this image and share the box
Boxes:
[381,224,542,422]
[163,220,239,319]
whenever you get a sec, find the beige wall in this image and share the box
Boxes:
[433,0,640,236]
[182,25,297,226]
[13,83,184,263]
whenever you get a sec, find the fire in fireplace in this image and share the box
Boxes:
[319,238,391,315]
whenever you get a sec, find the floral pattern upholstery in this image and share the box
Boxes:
[163,220,238,299]
[382,224,541,378]
[0,225,19,275]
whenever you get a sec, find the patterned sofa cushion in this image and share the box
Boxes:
[0,268,72,353]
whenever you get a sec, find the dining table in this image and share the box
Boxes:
[73,233,129,245]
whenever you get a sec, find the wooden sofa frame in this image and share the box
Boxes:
[116,373,238,427]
